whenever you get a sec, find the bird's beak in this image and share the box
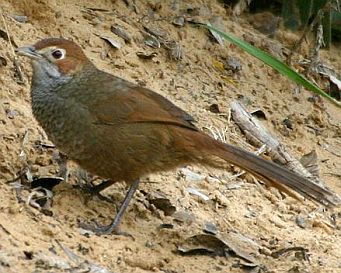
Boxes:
[15,46,42,60]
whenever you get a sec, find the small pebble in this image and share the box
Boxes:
[203,222,218,235]
[295,215,307,229]
[11,14,28,23]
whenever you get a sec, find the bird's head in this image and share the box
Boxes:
[16,38,91,82]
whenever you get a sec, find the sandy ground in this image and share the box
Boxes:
[1,0,341,272]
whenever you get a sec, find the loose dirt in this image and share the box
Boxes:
[1,1,341,272]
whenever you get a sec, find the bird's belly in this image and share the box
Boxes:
[33,101,189,181]
[75,123,190,182]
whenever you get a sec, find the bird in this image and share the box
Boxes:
[16,38,340,235]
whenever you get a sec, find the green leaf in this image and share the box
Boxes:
[203,23,341,108]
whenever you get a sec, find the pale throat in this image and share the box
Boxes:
[31,60,72,94]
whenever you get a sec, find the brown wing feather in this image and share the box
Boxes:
[89,71,197,131]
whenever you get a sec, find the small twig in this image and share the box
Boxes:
[203,126,229,143]
[227,108,232,124]
[305,24,324,76]
[286,1,332,64]
[271,246,309,259]
[230,101,323,185]
[8,181,26,203]
[18,129,29,162]
[0,224,11,235]
[324,172,341,178]
[55,239,81,263]
[0,10,24,84]
[55,239,115,273]
[0,11,15,55]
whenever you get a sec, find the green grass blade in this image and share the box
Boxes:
[204,23,341,108]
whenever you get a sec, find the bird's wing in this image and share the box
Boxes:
[88,72,198,131]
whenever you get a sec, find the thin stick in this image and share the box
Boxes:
[286,0,332,64]
[0,9,24,84]
[0,10,15,55]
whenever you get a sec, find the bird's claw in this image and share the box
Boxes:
[78,221,134,238]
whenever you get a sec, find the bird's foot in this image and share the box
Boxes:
[78,179,139,238]
[79,221,133,238]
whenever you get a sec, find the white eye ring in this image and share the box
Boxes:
[51,49,65,60]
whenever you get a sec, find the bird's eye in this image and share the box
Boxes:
[51,49,64,59]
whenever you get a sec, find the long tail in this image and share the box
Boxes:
[195,133,340,207]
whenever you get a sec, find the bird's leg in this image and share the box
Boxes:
[79,179,140,236]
